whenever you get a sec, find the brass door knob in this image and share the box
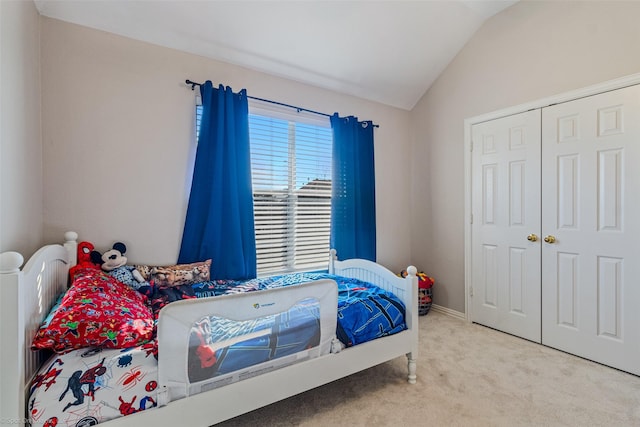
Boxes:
[527,234,538,242]
[544,235,556,244]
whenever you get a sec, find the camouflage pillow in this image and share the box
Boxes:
[135,259,211,288]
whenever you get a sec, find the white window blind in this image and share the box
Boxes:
[195,102,333,276]
[249,109,332,276]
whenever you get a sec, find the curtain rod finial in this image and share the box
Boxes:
[185,79,199,91]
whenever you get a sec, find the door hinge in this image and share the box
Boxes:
[469,286,474,297]
[470,213,473,224]
[470,139,473,152]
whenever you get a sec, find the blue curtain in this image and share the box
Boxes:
[330,114,376,261]
[178,82,257,280]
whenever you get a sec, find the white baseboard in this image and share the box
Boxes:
[429,304,466,321]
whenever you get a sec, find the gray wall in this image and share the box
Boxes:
[40,17,413,269]
[0,0,43,258]
[410,0,640,313]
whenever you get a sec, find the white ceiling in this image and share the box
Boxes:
[34,0,517,110]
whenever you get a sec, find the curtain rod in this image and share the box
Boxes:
[185,79,379,128]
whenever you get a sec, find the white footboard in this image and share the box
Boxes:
[329,249,419,381]
[329,250,418,335]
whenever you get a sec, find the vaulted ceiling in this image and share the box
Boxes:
[34,0,517,110]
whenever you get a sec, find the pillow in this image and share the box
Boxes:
[31,268,154,353]
[135,259,211,288]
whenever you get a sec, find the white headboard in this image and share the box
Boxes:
[0,232,77,425]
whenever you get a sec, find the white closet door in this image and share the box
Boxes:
[541,84,640,375]
[471,110,542,342]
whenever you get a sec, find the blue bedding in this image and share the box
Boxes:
[151,272,407,381]
[152,272,406,347]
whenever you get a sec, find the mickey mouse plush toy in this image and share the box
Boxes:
[91,242,152,294]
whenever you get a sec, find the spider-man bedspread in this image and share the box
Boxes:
[29,344,159,427]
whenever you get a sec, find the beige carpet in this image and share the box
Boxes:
[216,311,640,426]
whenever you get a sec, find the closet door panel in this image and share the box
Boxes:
[541,84,640,376]
[470,110,541,342]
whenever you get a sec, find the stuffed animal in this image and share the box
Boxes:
[78,241,96,265]
[69,241,101,279]
[91,242,152,293]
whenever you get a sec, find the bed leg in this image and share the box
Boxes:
[406,353,417,384]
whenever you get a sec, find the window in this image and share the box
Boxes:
[196,103,333,276]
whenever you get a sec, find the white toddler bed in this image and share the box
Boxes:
[0,232,418,427]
